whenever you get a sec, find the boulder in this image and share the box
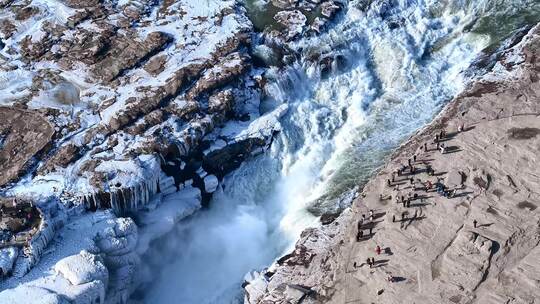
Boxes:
[54,250,109,286]
[0,286,68,304]
[320,1,341,18]
[95,218,138,256]
[144,54,167,76]
[203,175,219,193]
[274,10,307,40]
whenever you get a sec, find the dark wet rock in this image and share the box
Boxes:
[202,137,268,179]
[308,187,357,216]
[320,213,340,225]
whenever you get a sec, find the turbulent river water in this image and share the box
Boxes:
[141,1,540,303]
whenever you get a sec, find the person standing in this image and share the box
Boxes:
[376,245,381,255]
[473,219,478,228]
[357,230,363,241]
[426,180,432,191]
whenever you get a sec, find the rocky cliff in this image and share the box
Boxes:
[0,0,345,302]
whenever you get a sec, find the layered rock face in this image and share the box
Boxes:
[0,0,262,212]
[0,0,264,301]
[246,24,540,304]
[0,0,346,302]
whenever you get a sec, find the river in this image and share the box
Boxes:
[140,0,540,303]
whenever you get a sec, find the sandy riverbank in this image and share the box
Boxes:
[246,24,540,304]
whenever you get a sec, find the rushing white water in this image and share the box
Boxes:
[141,0,538,303]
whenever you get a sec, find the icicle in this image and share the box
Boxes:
[92,192,98,209]
[110,190,117,213]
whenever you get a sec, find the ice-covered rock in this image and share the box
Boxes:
[95,218,138,256]
[54,250,108,286]
[0,286,69,304]
[274,10,307,40]
[12,214,56,278]
[0,247,18,276]
[244,271,269,304]
[204,175,219,193]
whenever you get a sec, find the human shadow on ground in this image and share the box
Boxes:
[372,259,389,268]
[478,222,494,228]
[410,202,431,207]
[414,194,433,200]
[373,212,386,220]
[443,146,462,154]
[402,215,427,230]
[433,171,448,177]
[390,181,407,186]
[452,191,474,198]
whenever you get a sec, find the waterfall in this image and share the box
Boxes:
[140,0,540,303]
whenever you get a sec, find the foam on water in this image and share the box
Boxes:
[142,1,539,303]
